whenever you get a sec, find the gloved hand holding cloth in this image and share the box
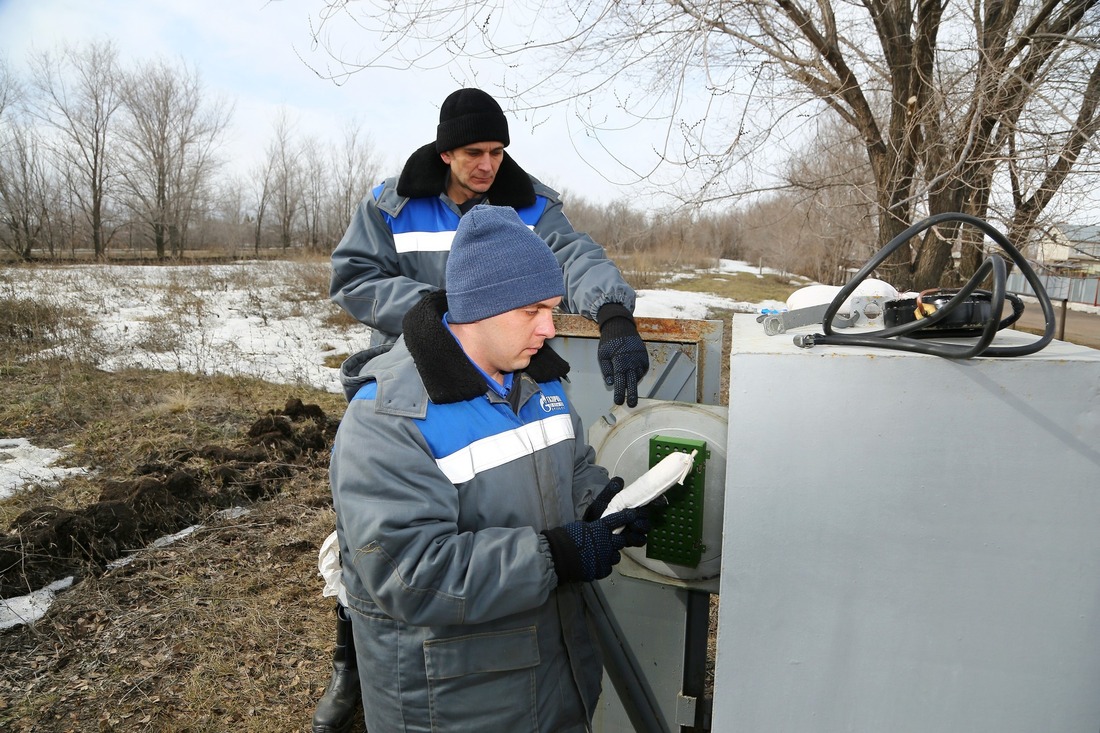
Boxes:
[583,477,625,522]
[542,508,650,583]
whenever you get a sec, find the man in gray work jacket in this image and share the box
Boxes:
[316,87,651,732]
[330,205,649,732]
[329,87,648,408]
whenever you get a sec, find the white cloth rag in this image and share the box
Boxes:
[317,530,348,607]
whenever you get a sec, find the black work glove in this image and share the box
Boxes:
[597,303,649,408]
[619,504,651,547]
[583,477,625,522]
[542,509,647,583]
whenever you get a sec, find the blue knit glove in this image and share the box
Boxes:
[597,303,649,408]
[583,477,625,522]
[542,509,646,583]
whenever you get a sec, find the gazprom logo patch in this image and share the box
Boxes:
[539,394,566,413]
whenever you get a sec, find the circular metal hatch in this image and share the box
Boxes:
[588,398,728,590]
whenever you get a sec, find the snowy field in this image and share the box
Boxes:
[0,259,783,398]
[6,254,1090,508]
[1,255,1093,505]
[0,257,783,628]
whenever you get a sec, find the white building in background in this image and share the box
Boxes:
[1031,224,1100,274]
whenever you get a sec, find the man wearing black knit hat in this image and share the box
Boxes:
[330,87,648,408]
[432,88,512,205]
[317,88,651,732]
[327,205,649,732]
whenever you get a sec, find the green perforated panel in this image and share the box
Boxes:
[645,436,708,567]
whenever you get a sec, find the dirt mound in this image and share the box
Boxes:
[0,398,338,600]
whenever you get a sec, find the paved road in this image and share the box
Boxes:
[1011,298,1100,350]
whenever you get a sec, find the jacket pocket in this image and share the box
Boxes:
[423,626,541,732]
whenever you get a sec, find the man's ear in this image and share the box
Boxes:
[440,151,453,164]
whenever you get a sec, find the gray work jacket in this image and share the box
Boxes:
[330,292,610,731]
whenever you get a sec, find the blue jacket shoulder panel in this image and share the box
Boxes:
[332,166,634,339]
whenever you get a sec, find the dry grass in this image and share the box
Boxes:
[1,501,337,731]
[1,257,350,732]
[0,358,347,732]
[0,289,100,367]
[655,270,808,304]
[615,248,723,291]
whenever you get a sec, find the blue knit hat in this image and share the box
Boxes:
[446,205,564,323]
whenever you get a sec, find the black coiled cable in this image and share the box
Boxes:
[795,212,1056,358]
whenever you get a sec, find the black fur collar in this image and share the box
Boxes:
[402,291,569,404]
[395,142,536,209]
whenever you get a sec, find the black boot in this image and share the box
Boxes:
[312,603,362,733]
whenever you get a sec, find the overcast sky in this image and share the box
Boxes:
[8,0,1098,225]
[0,0,664,206]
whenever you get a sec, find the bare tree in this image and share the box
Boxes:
[0,58,26,256]
[0,57,16,121]
[0,121,57,259]
[299,135,326,250]
[28,41,122,259]
[775,118,879,282]
[209,174,251,254]
[1,58,64,260]
[308,0,1100,289]
[116,58,232,258]
[328,120,380,245]
[250,157,274,254]
[265,110,303,250]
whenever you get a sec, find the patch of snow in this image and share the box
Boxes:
[0,577,74,631]
[3,262,364,394]
[0,438,90,500]
[635,290,785,320]
[715,259,793,278]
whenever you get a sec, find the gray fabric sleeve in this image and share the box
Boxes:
[329,193,437,338]
[330,399,559,627]
[532,184,637,321]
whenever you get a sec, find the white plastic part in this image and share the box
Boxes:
[786,279,899,314]
[786,284,842,312]
[602,449,697,525]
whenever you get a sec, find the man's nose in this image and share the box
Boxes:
[535,311,556,339]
